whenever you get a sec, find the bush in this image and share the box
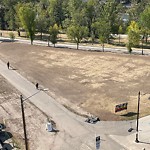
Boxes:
[126,43,132,54]
[9,32,15,40]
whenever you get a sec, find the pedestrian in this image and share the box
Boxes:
[7,61,10,69]
[36,83,39,89]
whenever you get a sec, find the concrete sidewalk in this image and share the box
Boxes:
[110,115,150,150]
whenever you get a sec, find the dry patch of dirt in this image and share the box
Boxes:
[0,42,150,121]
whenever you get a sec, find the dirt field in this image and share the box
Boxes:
[0,42,150,121]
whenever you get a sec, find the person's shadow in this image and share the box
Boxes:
[9,66,17,70]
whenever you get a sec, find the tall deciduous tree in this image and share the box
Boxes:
[67,25,88,49]
[2,0,20,30]
[139,6,150,43]
[118,25,123,45]
[93,20,111,51]
[35,0,50,39]
[18,3,36,45]
[127,21,140,51]
[49,24,59,47]
[100,0,122,34]
[48,0,65,28]
[84,0,101,35]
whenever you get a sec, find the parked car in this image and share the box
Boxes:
[85,116,100,124]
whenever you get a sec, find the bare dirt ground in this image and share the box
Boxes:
[0,75,64,150]
[0,42,150,121]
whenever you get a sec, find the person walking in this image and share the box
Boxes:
[36,83,39,89]
[7,61,10,69]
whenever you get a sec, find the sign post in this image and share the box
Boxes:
[96,136,100,150]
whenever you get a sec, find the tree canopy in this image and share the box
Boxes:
[0,0,149,47]
[17,3,36,44]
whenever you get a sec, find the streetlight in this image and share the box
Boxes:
[135,91,140,143]
[20,88,48,150]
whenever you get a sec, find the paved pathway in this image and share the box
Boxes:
[0,37,150,55]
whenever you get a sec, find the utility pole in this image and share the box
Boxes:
[20,95,28,150]
[135,91,140,143]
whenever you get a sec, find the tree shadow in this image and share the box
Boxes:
[0,39,16,43]
[121,112,137,117]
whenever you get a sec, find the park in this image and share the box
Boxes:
[0,0,150,149]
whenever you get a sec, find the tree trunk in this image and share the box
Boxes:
[48,36,50,46]
[18,29,20,37]
[102,43,104,52]
[40,31,42,40]
[77,42,79,50]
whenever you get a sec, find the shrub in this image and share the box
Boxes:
[126,43,132,54]
[9,32,15,40]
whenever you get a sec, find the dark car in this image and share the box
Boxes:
[85,116,100,124]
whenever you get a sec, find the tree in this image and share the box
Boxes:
[48,0,65,28]
[118,25,123,45]
[36,11,48,40]
[18,3,36,45]
[84,0,101,35]
[127,21,140,52]
[139,6,150,43]
[2,0,19,30]
[49,24,59,47]
[35,0,50,39]
[126,42,132,54]
[67,25,88,49]
[128,0,150,22]
[93,20,111,52]
[100,0,123,34]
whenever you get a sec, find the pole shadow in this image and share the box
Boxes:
[139,141,150,145]
[121,112,137,117]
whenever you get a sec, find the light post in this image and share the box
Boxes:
[20,88,48,150]
[20,95,28,150]
[135,91,140,143]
